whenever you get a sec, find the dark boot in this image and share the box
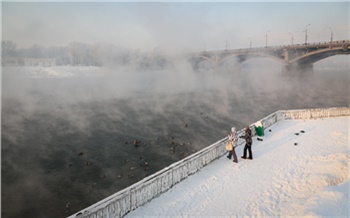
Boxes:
[227,151,232,159]
[232,148,238,163]
[247,146,253,160]
[243,145,248,158]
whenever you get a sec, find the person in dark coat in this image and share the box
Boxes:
[226,127,238,163]
[240,125,253,160]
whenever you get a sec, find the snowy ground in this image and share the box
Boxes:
[125,116,350,217]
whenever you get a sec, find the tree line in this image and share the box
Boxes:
[1,41,171,69]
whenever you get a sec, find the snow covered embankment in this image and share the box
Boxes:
[70,108,350,218]
[126,116,350,217]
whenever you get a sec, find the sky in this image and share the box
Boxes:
[2,1,349,52]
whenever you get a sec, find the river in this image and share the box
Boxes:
[1,56,349,218]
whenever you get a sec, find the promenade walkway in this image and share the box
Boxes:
[125,116,349,217]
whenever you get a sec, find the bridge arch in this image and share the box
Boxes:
[217,52,285,65]
[188,40,350,73]
[193,52,286,68]
[289,47,350,65]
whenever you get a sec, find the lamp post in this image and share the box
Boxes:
[305,24,311,45]
[248,37,252,49]
[265,30,271,47]
[289,32,294,45]
[329,27,333,43]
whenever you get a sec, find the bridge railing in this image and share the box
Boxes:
[201,40,350,54]
[69,107,350,218]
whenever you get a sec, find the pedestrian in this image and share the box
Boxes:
[240,125,253,160]
[226,127,238,163]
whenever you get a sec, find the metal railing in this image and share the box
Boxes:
[69,107,350,218]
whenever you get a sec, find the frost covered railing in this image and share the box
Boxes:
[69,137,235,218]
[257,107,350,133]
[69,107,350,218]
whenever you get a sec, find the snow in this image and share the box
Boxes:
[255,120,263,127]
[4,66,103,78]
[125,116,350,217]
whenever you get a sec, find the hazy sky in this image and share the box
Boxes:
[2,1,349,52]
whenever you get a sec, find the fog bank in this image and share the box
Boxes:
[2,55,349,218]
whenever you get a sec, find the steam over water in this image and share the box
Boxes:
[2,57,349,218]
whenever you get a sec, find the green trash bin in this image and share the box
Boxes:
[254,121,264,137]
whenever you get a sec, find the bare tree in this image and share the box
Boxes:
[2,41,17,57]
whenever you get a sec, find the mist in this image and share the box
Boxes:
[2,51,349,218]
[2,1,349,217]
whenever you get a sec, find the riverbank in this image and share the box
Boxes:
[126,116,349,217]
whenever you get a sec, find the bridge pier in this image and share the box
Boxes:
[282,63,314,76]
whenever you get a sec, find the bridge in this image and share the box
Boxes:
[188,40,350,74]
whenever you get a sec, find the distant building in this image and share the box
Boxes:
[2,57,21,66]
[24,58,56,67]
